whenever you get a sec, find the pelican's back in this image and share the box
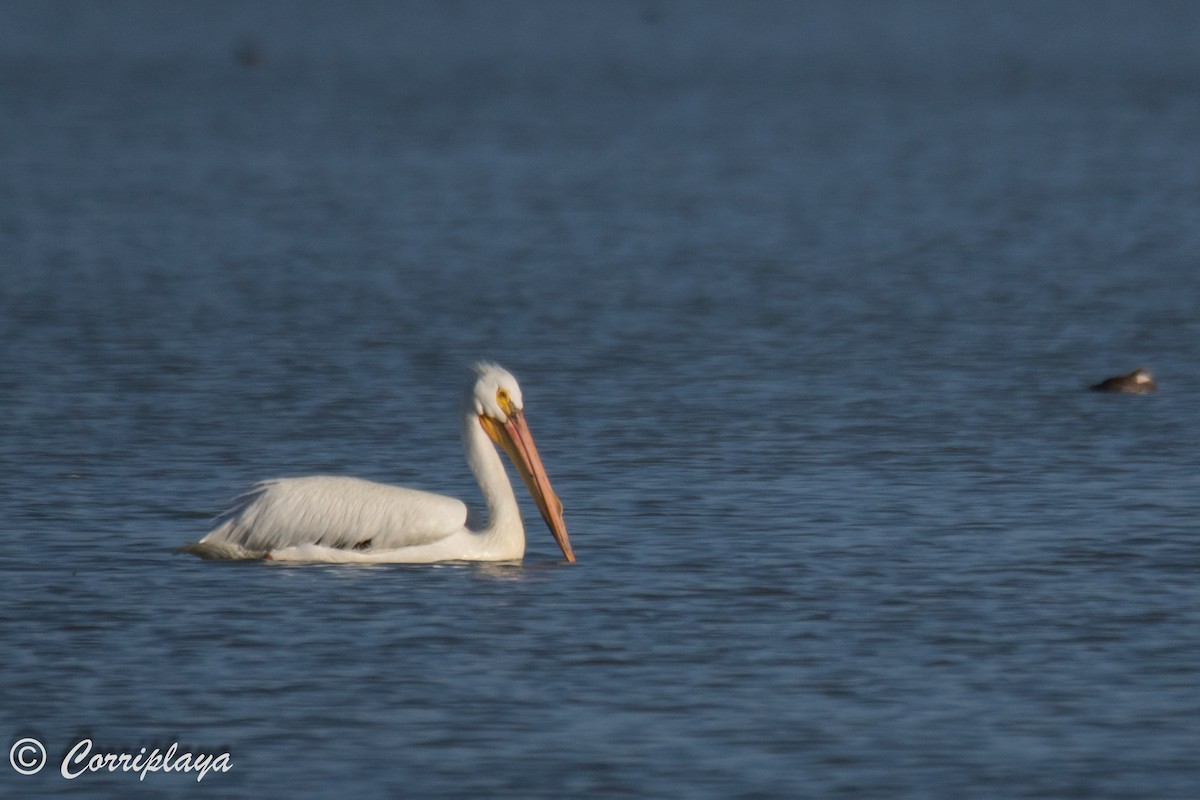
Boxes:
[198,476,470,555]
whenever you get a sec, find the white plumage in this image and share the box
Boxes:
[182,363,574,564]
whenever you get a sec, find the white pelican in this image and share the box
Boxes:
[182,363,574,564]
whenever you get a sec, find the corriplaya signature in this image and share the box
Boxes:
[9,737,232,782]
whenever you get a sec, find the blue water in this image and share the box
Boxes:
[3,1,1200,797]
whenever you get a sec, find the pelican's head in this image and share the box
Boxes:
[470,363,525,421]
[1132,368,1154,386]
[470,363,575,563]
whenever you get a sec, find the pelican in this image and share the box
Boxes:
[1090,367,1157,394]
[181,363,575,564]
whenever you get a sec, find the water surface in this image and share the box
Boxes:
[2,2,1199,797]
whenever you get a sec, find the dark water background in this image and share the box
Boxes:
[2,1,1199,797]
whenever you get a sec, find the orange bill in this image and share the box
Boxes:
[481,410,575,563]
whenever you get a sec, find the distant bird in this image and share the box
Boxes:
[182,363,575,564]
[1090,368,1157,394]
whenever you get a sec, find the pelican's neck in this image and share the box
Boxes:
[460,405,523,539]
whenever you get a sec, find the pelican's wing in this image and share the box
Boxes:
[198,476,469,554]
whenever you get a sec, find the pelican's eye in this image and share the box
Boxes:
[496,388,515,416]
